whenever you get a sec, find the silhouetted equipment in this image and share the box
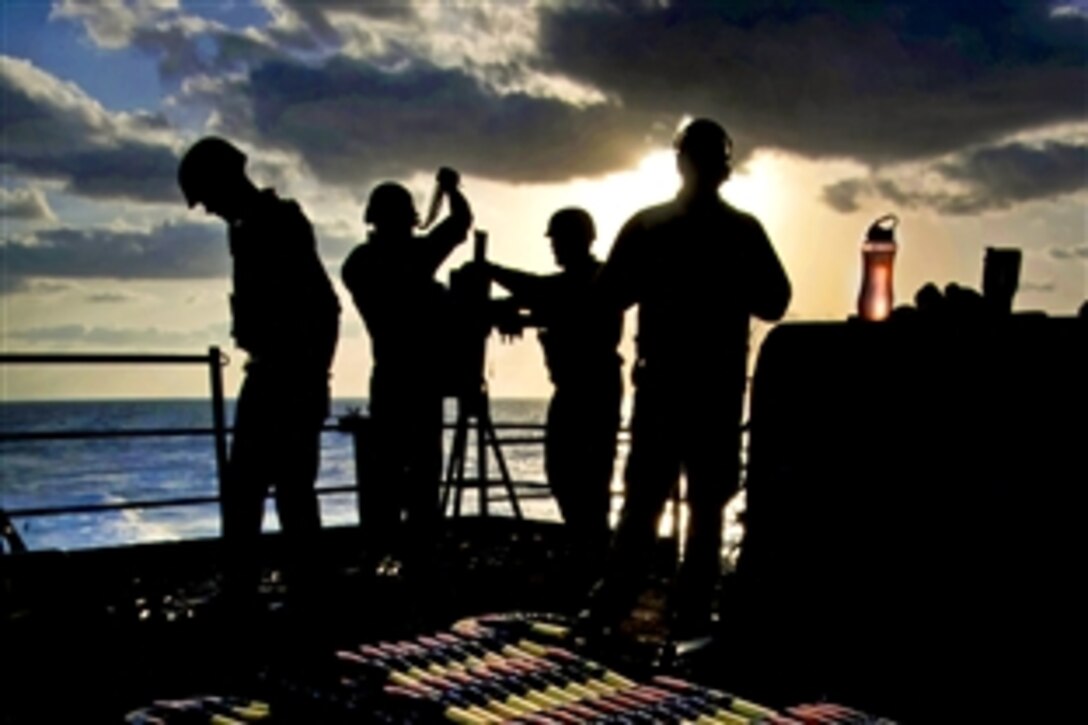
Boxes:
[177,136,247,208]
[442,230,523,519]
[731,317,1086,720]
[982,247,1022,315]
[857,214,898,321]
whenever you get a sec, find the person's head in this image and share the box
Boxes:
[675,118,733,194]
[177,137,251,222]
[365,182,418,238]
[546,207,596,268]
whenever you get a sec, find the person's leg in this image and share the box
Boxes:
[673,392,743,633]
[585,381,678,626]
[365,376,412,566]
[272,383,326,608]
[547,379,622,579]
[545,390,585,528]
[221,372,272,606]
[401,392,444,581]
[272,384,323,535]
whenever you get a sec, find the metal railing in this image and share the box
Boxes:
[0,349,230,521]
[0,351,738,545]
[0,350,573,528]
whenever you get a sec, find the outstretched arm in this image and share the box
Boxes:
[487,264,552,309]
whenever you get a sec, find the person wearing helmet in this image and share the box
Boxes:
[177,136,341,615]
[582,118,792,639]
[478,207,623,583]
[341,167,472,581]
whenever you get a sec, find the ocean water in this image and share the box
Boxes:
[0,399,575,551]
[1,398,745,557]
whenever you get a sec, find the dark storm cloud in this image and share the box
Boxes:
[0,56,180,203]
[238,57,658,186]
[936,141,1088,204]
[2,221,229,293]
[41,0,1088,213]
[12,145,182,203]
[537,0,1087,164]
[823,140,1088,215]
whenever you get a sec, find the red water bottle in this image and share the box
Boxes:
[857,214,898,321]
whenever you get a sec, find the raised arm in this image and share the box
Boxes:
[422,167,473,273]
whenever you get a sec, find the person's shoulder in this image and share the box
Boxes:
[623,200,678,232]
[720,200,767,235]
[259,189,309,224]
[343,241,375,269]
[342,244,378,294]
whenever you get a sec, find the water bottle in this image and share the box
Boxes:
[857,214,898,321]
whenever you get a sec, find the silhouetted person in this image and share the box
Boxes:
[341,168,472,580]
[481,208,623,580]
[583,118,791,638]
[178,137,340,614]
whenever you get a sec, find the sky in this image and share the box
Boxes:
[1,0,1085,401]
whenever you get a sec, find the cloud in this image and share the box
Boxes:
[0,56,181,203]
[2,220,229,292]
[274,0,416,45]
[822,179,870,213]
[4,322,229,348]
[936,141,1088,207]
[537,1,1087,164]
[226,56,658,187]
[50,0,181,49]
[86,292,135,304]
[51,0,406,76]
[51,1,655,188]
[43,0,1088,206]
[0,187,56,222]
[1019,281,1057,292]
[822,139,1088,214]
[1050,246,1088,260]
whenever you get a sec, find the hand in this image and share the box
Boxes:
[436,167,460,191]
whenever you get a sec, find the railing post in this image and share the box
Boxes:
[208,346,229,502]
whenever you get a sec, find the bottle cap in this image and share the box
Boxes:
[866,214,898,242]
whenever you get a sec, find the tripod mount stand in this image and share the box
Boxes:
[440,230,524,519]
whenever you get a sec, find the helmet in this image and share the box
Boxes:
[177,137,247,208]
[674,118,733,163]
[365,182,418,229]
[546,207,596,244]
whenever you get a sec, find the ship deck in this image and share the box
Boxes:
[3,517,697,723]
